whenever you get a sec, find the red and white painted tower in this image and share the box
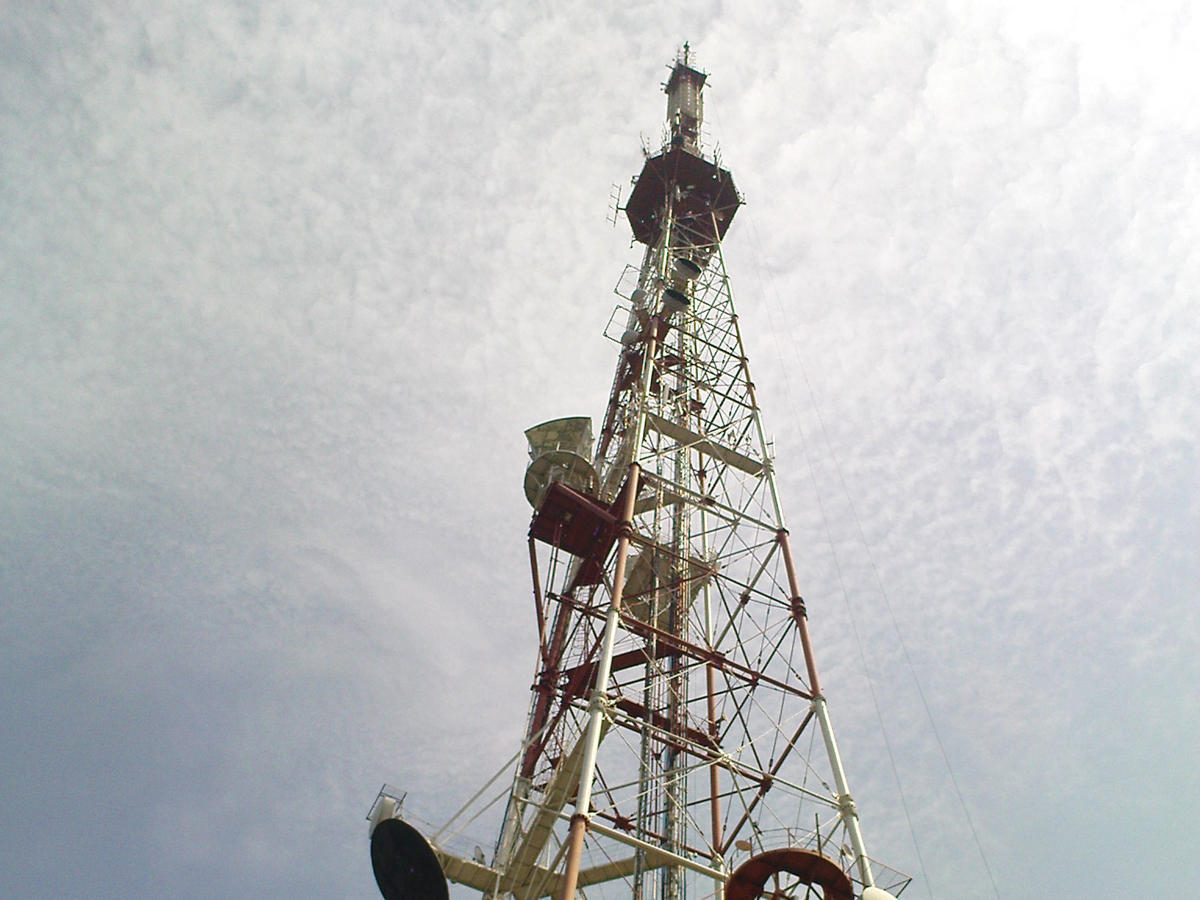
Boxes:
[369,48,911,900]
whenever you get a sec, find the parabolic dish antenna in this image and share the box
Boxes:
[369,817,449,900]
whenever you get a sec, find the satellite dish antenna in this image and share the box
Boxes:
[661,286,689,314]
[673,255,703,280]
[369,817,449,900]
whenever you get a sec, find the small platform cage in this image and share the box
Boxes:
[523,416,598,508]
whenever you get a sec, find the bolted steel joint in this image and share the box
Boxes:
[790,594,807,621]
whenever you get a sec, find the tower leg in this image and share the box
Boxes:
[556,462,643,900]
[777,529,876,888]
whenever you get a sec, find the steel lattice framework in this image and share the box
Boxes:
[369,49,910,900]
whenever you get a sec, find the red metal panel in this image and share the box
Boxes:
[528,481,618,561]
[625,147,740,247]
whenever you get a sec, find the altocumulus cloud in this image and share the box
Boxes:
[2,2,1198,899]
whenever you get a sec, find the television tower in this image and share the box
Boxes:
[368,47,912,900]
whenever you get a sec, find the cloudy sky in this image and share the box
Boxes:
[3,1,1197,898]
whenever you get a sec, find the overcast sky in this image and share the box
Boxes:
[2,1,1197,898]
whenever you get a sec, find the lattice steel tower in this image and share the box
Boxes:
[368,48,911,900]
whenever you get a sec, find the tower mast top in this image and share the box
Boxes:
[625,47,739,250]
[665,44,707,152]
